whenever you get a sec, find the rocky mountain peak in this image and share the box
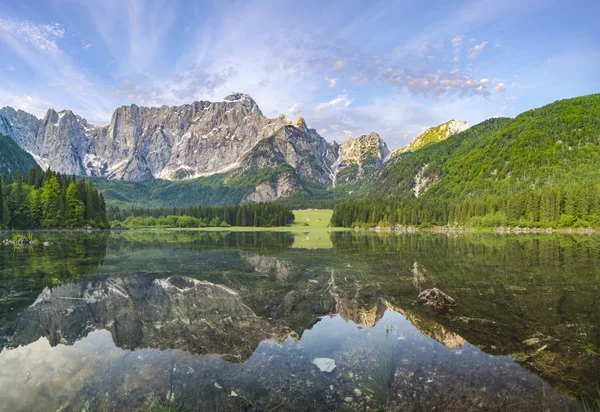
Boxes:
[340,132,390,164]
[0,106,41,149]
[223,93,259,113]
[392,119,469,157]
[293,117,307,132]
[330,132,390,187]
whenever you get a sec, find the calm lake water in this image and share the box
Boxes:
[0,230,598,411]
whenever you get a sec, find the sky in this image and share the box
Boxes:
[0,0,598,149]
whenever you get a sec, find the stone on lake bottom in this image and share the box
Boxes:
[312,358,336,373]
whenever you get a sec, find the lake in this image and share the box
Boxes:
[0,230,598,411]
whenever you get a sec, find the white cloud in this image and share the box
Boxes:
[495,82,506,93]
[468,41,488,59]
[380,67,491,98]
[451,35,464,63]
[324,76,338,88]
[451,35,464,48]
[334,60,346,72]
[0,18,64,55]
[0,91,54,118]
[284,101,304,118]
[83,42,92,50]
[315,94,352,111]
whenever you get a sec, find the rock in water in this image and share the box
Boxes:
[312,358,336,373]
[16,238,32,247]
[418,288,457,310]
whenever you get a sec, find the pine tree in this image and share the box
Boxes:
[66,182,85,227]
[41,176,61,228]
[27,189,42,228]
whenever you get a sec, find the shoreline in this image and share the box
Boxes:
[2,226,600,235]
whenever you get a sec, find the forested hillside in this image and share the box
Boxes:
[0,134,36,176]
[1,167,108,229]
[332,94,600,228]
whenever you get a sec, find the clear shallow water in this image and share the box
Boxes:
[0,231,598,411]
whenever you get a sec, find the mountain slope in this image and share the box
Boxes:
[376,94,600,198]
[332,93,600,227]
[0,134,37,176]
[390,119,469,157]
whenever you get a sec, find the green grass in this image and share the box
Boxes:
[150,210,336,232]
[131,210,341,248]
[289,209,333,229]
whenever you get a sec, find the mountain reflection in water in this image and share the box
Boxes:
[0,230,597,411]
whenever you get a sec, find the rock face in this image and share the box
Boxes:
[391,119,469,157]
[333,132,390,185]
[418,288,457,310]
[0,94,393,201]
[0,107,40,149]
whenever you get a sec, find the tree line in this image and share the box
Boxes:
[1,166,108,229]
[108,202,294,228]
[331,182,600,229]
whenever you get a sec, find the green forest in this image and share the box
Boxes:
[0,134,37,176]
[108,203,294,228]
[332,94,600,228]
[1,167,108,229]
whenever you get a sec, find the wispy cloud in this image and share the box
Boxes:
[82,0,177,74]
[324,76,338,88]
[468,41,488,59]
[0,17,114,122]
[315,94,352,111]
[0,18,64,55]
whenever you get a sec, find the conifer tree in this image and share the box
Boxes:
[41,176,61,228]
[66,182,85,227]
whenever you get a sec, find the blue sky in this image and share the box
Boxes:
[0,0,598,148]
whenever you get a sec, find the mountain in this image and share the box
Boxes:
[333,132,389,185]
[0,94,389,204]
[390,119,469,157]
[332,93,600,228]
[0,133,37,176]
[375,95,600,198]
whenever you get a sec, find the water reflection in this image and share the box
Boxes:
[0,230,598,410]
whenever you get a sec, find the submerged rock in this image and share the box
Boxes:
[522,337,541,346]
[312,358,336,373]
[16,238,34,247]
[418,288,457,310]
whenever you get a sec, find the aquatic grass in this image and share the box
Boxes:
[581,388,600,412]
[232,389,262,411]
[147,393,187,412]
[367,332,396,404]
[10,231,37,247]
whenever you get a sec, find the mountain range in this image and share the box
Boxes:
[331,93,600,228]
[1,92,598,218]
[1,93,415,204]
